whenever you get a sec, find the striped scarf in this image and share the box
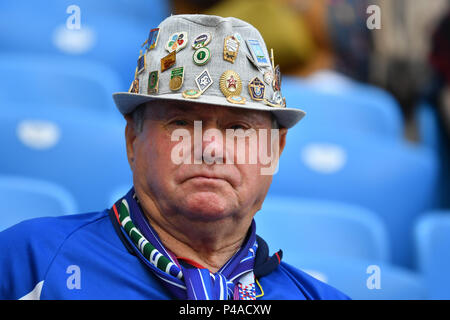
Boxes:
[112,189,258,300]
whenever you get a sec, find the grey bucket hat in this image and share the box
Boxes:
[113,14,305,128]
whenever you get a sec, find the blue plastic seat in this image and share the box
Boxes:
[0,104,132,213]
[416,102,442,151]
[0,1,170,87]
[255,196,390,263]
[0,53,122,119]
[269,123,439,267]
[414,212,450,299]
[415,102,450,208]
[296,254,426,300]
[282,73,404,139]
[0,175,77,232]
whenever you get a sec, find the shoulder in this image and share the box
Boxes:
[0,211,109,299]
[0,211,109,249]
[278,261,351,300]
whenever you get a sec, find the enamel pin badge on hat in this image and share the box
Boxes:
[223,35,239,63]
[142,28,160,51]
[161,51,176,72]
[195,69,213,93]
[219,70,242,97]
[147,70,159,94]
[248,77,265,101]
[170,66,184,92]
[129,67,140,93]
[137,50,146,74]
[193,47,211,66]
[192,32,212,49]
[246,39,270,68]
[182,89,202,99]
[166,32,188,53]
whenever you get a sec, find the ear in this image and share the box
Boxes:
[124,115,137,171]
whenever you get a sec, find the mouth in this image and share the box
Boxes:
[180,171,234,187]
[185,175,228,183]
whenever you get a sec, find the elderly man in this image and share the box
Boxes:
[0,15,349,300]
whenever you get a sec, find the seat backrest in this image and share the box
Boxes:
[0,105,132,213]
[0,53,122,119]
[255,196,390,263]
[295,254,426,300]
[282,74,404,139]
[414,212,450,299]
[269,125,439,267]
[0,2,170,87]
[0,175,77,231]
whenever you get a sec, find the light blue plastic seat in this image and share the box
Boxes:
[415,102,449,208]
[269,123,439,267]
[0,104,132,213]
[0,1,170,87]
[296,254,426,300]
[282,73,404,139]
[414,212,450,299]
[255,196,390,263]
[0,53,122,120]
[0,175,77,232]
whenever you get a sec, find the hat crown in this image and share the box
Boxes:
[113,14,306,129]
[135,14,275,102]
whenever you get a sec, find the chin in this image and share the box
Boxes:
[181,192,235,222]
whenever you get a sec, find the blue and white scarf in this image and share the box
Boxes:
[113,188,258,300]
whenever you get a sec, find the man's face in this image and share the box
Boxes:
[126,101,287,223]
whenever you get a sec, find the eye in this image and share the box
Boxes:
[229,123,247,130]
[170,119,189,126]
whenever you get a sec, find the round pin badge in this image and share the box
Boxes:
[170,76,183,91]
[182,89,202,99]
[192,32,211,49]
[226,95,246,104]
[193,47,211,66]
[219,70,242,97]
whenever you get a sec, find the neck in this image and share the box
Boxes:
[135,191,254,273]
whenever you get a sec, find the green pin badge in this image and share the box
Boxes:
[169,67,184,91]
[193,47,211,66]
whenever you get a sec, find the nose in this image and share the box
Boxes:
[192,121,228,165]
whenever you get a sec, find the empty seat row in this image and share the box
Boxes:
[0,1,170,87]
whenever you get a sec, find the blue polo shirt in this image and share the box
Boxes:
[0,210,350,300]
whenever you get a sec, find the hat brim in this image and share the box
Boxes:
[113,92,306,129]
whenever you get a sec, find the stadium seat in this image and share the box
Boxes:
[0,175,77,232]
[282,72,404,139]
[268,123,439,268]
[296,254,426,300]
[416,102,442,151]
[415,102,450,208]
[0,1,170,87]
[0,104,132,213]
[0,53,122,119]
[255,196,390,262]
[414,212,450,299]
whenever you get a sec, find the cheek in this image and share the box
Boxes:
[133,131,177,185]
[235,163,273,196]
